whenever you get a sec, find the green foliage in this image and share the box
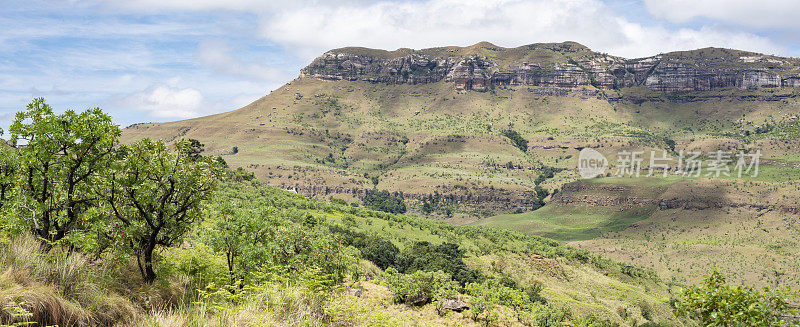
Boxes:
[465,279,529,310]
[0,143,18,210]
[534,166,564,185]
[381,268,458,306]
[203,181,358,286]
[0,301,34,327]
[9,98,121,248]
[395,241,483,286]
[677,269,799,326]
[329,197,349,206]
[572,313,620,327]
[342,232,399,270]
[162,243,229,291]
[501,129,528,152]
[182,138,205,161]
[362,189,406,214]
[420,190,459,216]
[521,304,572,327]
[106,138,218,283]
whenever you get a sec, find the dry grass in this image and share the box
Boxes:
[0,236,140,326]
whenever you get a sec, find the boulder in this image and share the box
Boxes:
[441,299,469,312]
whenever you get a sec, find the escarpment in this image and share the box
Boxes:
[300,42,800,93]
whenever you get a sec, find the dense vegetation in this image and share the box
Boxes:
[501,129,528,153]
[0,99,798,326]
[362,189,407,214]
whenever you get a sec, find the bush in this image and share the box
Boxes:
[523,303,571,327]
[161,243,229,292]
[678,269,797,327]
[396,242,483,286]
[358,238,400,270]
[572,313,620,327]
[329,197,349,206]
[381,268,458,306]
[465,279,529,310]
[501,129,528,152]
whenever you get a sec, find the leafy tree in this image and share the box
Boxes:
[678,269,798,326]
[382,268,458,306]
[396,241,483,286]
[107,139,217,283]
[205,202,260,284]
[363,189,406,214]
[502,129,528,152]
[0,139,18,209]
[534,166,564,185]
[204,182,355,286]
[182,138,205,161]
[352,236,399,270]
[10,98,120,249]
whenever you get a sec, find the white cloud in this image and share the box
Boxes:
[643,0,800,30]
[196,39,291,82]
[255,0,783,59]
[94,0,788,59]
[94,0,374,12]
[95,0,286,12]
[114,84,206,118]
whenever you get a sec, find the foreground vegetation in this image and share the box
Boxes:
[1,99,798,326]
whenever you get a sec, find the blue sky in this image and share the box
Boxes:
[1,0,799,131]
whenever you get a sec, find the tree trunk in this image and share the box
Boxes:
[142,241,157,283]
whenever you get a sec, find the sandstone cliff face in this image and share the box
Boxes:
[300,42,800,93]
[446,56,494,91]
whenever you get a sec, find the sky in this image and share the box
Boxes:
[2,0,800,131]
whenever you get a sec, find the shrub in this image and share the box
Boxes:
[329,197,349,206]
[395,242,483,286]
[677,269,797,327]
[357,238,399,270]
[523,303,571,327]
[501,129,528,152]
[465,279,529,310]
[572,313,620,327]
[381,268,457,306]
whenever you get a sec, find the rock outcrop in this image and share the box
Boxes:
[300,42,800,93]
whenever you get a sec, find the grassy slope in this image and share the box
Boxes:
[206,181,682,325]
[479,175,800,290]
[0,180,684,326]
[121,76,800,221]
[474,205,656,242]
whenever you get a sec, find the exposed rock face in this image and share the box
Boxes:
[300,42,800,93]
[446,56,494,91]
[493,62,592,88]
[300,51,455,85]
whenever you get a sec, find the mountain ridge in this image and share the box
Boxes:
[301,41,800,92]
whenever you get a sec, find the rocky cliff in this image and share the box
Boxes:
[300,42,800,93]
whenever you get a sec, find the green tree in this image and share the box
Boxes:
[10,98,120,249]
[182,138,205,161]
[501,129,528,152]
[205,202,264,284]
[363,189,406,214]
[107,139,217,283]
[678,269,798,326]
[0,138,18,209]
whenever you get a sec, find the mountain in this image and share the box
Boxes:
[122,41,800,218]
[121,41,800,291]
